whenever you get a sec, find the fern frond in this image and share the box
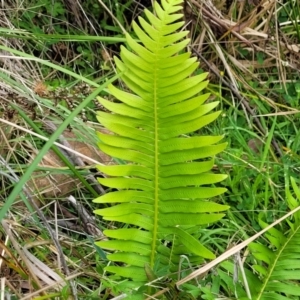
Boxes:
[246,178,300,299]
[94,0,228,282]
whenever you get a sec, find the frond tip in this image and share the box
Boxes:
[94,0,228,282]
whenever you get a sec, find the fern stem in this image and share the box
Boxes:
[151,31,159,273]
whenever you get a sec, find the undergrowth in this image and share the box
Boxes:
[0,0,300,299]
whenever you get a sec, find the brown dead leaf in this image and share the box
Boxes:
[248,138,263,154]
[28,130,112,202]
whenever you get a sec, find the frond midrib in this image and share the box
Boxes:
[256,222,300,299]
[150,3,175,269]
[150,11,162,271]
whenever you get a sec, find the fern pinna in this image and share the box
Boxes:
[94,0,228,284]
[217,178,300,300]
[247,178,300,300]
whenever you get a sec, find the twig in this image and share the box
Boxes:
[68,195,105,238]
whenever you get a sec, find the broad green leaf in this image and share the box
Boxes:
[108,253,150,267]
[96,240,151,255]
[97,98,150,119]
[97,111,154,130]
[249,243,274,264]
[158,213,225,226]
[159,160,215,177]
[159,200,229,213]
[98,144,153,165]
[97,133,154,155]
[97,165,153,180]
[103,214,154,231]
[174,227,215,259]
[99,177,154,191]
[160,187,227,200]
[159,75,209,97]
[159,143,227,165]
[94,190,151,203]
[104,229,153,243]
[159,173,227,189]
[159,111,221,139]
[105,266,147,281]
[96,203,153,217]
[161,102,219,126]
[160,81,209,107]
[160,135,223,152]
[253,264,268,277]
[159,93,209,117]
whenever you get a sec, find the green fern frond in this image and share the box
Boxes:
[94,0,228,282]
[246,178,300,300]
